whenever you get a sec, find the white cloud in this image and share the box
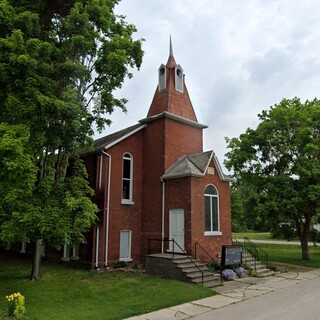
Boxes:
[98,0,320,172]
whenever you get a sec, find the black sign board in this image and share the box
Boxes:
[221,245,242,267]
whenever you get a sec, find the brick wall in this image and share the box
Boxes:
[89,130,144,266]
[190,162,232,263]
[164,117,203,167]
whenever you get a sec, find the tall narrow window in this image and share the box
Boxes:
[204,185,221,235]
[122,153,133,203]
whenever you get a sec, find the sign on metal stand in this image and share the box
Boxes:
[221,245,242,268]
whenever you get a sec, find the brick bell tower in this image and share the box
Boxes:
[140,38,207,255]
[147,38,199,122]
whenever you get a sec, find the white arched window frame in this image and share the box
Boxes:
[204,184,222,236]
[121,152,134,204]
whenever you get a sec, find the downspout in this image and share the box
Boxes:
[95,154,103,269]
[95,226,100,269]
[101,150,111,268]
[161,178,165,253]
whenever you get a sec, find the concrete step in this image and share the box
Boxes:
[173,256,221,287]
[256,269,274,277]
[255,264,268,270]
[189,274,219,286]
[202,279,221,288]
[185,270,213,278]
[188,273,216,282]
[172,257,197,265]
[180,265,209,273]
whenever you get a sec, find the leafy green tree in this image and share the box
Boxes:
[225,98,320,260]
[0,0,143,279]
[230,182,267,232]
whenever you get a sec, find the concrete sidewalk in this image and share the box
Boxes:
[125,268,320,320]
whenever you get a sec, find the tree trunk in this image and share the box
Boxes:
[301,234,310,260]
[30,239,42,280]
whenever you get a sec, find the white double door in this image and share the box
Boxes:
[169,209,185,253]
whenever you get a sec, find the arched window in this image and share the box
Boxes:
[122,153,133,203]
[204,185,221,235]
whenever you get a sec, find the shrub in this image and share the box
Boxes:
[5,292,25,319]
[234,266,245,278]
[222,269,235,281]
[113,261,128,269]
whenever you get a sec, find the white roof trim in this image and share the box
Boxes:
[161,172,204,180]
[199,151,214,176]
[211,153,234,182]
[139,111,207,129]
[104,124,146,150]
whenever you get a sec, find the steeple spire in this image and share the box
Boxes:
[169,35,173,57]
[146,38,198,122]
[166,36,176,68]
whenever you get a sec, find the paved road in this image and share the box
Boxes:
[191,276,320,320]
[127,269,320,320]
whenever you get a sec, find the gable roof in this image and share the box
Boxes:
[162,150,233,182]
[94,123,145,151]
[82,123,146,155]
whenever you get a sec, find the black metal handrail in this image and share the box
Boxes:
[148,238,204,283]
[243,237,269,270]
[195,242,222,281]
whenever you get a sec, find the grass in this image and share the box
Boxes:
[233,232,274,241]
[0,254,215,320]
[256,243,320,268]
[233,231,320,268]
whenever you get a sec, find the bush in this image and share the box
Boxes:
[222,269,235,281]
[112,261,128,269]
[4,292,25,319]
[234,266,245,278]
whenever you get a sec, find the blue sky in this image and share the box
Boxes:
[96,0,320,172]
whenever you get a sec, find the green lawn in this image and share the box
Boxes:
[233,232,274,241]
[0,254,215,320]
[256,243,320,268]
[233,232,320,268]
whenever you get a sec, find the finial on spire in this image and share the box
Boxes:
[169,35,173,57]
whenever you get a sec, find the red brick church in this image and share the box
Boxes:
[4,42,232,268]
[81,41,232,269]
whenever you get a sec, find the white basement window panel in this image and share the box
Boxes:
[119,230,132,261]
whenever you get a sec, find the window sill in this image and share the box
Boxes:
[119,258,132,262]
[204,231,222,236]
[121,199,134,205]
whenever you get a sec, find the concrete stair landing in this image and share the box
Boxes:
[146,253,220,288]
